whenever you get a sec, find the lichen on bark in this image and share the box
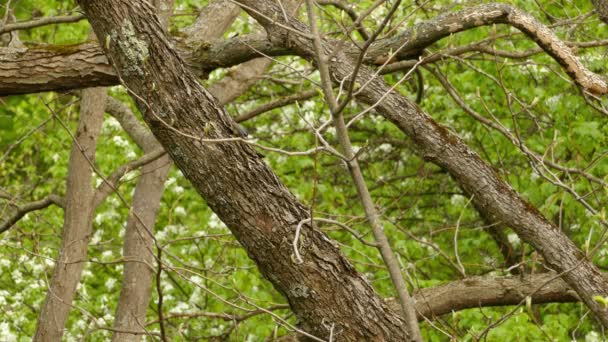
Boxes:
[111,19,149,76]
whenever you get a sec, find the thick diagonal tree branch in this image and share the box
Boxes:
[77,0,409,340]
[238,0,608,327]
[110,2,174,340]
[110,1,270,339]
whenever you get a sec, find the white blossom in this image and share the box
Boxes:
[507,233,521,246]
[105,278,117,290]
[0,322,16,342]
[112,135,130,148]
[101,250,114,261]
[173,185,184,195]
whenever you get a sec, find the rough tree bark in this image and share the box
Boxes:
[111,1,272,339]
[78,0,410,340]
[109,2,175,340]
[593,0,608,24]
[34,87,107,341]
[410,272,584,319]
[238,0,608,327]
[2,0,604,339]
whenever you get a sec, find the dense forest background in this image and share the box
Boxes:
[1,0,607,340]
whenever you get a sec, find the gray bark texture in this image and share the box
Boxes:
[110,1,174,340]
[78,0,410,340]
[111,0,274,339]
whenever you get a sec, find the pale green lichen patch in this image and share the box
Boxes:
[111,19,149,76]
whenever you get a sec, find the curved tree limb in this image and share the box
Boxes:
[0,194,64,234]
[368,3,607,94]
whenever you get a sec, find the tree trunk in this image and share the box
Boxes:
[111,1,261,339]
[78,0,410,340]
[34,87,107,341]
[111,154,170,342]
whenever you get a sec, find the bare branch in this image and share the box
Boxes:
[105,96,151,148]
[0,14,85,34]
[92,148,167,208]
[369,3,608,94]
[304,0,422,339]
[0,194,64,234]
[234,89,318,122]
[316,0,370,40]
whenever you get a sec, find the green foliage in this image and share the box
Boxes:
[1,0,607,340]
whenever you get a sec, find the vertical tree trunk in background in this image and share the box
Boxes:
[78,0,411,340]
[34,87,107,341]
[111,153,171,342]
